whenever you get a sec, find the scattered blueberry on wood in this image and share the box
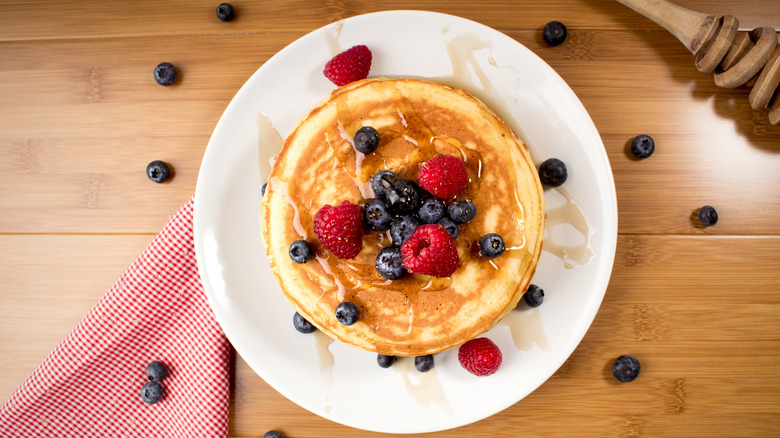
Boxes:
[153,62,178,86]
[146,160,172,183]
[698,205,718,227]
[543,21,568,46]
[612,355,641,382]
[216,3,235,21]
[631,134,655,158]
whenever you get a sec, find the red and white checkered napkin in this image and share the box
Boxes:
[0,198,230,437]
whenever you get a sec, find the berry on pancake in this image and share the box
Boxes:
[312,201,363,259]
[401,224,460,277]
[417,154,468,199]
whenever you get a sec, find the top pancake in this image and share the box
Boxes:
[260,78,544,356]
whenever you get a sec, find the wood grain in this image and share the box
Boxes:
[1,0,779,437]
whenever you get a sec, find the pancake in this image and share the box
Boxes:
[259,78,544,356]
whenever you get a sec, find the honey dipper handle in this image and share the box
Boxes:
[616,0,719,55]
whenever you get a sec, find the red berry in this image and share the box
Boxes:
[312,201,363,259]
[323,45,372,87]
[417,154,469,199]
[458,337,503,376]
[400,224,460,277]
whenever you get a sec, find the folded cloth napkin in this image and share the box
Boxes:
[0,198,230,437]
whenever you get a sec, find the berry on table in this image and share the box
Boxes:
[140,381,164,405]
[447,199,477,224]
[146,361,168,382]
[216,3,235,21]
[417,154,469,199]
[479,233,506,258]
[375,245,407,280]
[323,45,372,86]
[335,301,360,325]
[414,355,435,372]
[612,355,641,382]
[153,62,178,86]
[458,337,503,376]
[631,134,655,158]
[542,21,568,46]
[313,201,363,259]
[288,240,313,264]
[354,126,380,154]
[523,284,545,308]
[293,312,317,334]
[146,160,172,183]
[538,158,568,187]
[401,224,460,277]
[363,198,393,230]
[698,205,718,227]
[377,354,397,368]
[263,431,283,438]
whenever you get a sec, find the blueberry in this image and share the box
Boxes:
[293,312,317,334]
[371,170,397,198]
[375,245,407,280]
[216,3,235,21]
[146,160,172,183]
[363,198,393,230]
[146,361,168,382]
[437,218,460,240]
[631,134,655,158]
[479,233,506,258]
[447,199,477,224]
[288,240,313,264]
[538,158,568,187]
[261,182,268,197]
[263,431,283,438]
[698,205,718,227]
[417,197,445,224]
[612,355,641,382]
[414,355,435,372]
[377,354,397,368]
[140,381,164,405]
[386,179,421,216]
[390,216,420,244]
[354,126,380,154]
[523,284,544,308]
[335,301,359,325]
[542,21,567,46]
[153,62,178,86]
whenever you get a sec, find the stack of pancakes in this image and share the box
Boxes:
[260,78,544,356]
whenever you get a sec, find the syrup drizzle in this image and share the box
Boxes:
[392,357,453,414]
[543,187,595,269]
[498,308,550,351]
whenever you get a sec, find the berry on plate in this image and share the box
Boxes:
[414,354,435,372]
[418,154,469,199]
[323,45,372,86]
[522,284,545,308]
[538,158,568,187]
[293,312,317,334]
[458,337,503,376]
[377,354,397,369]
[313,201,363,259]
[401,224,460,277]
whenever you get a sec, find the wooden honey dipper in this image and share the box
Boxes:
[617,0,780,125]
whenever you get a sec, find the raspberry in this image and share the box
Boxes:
[458,337,502,376]
[323,45,372,87]
[417,154,469,199]
[312,201,363,259]
[400,224,460,277]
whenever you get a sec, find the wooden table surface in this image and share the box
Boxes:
[2,1,779,437]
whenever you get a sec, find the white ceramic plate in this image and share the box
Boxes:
[194,10,617,434]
